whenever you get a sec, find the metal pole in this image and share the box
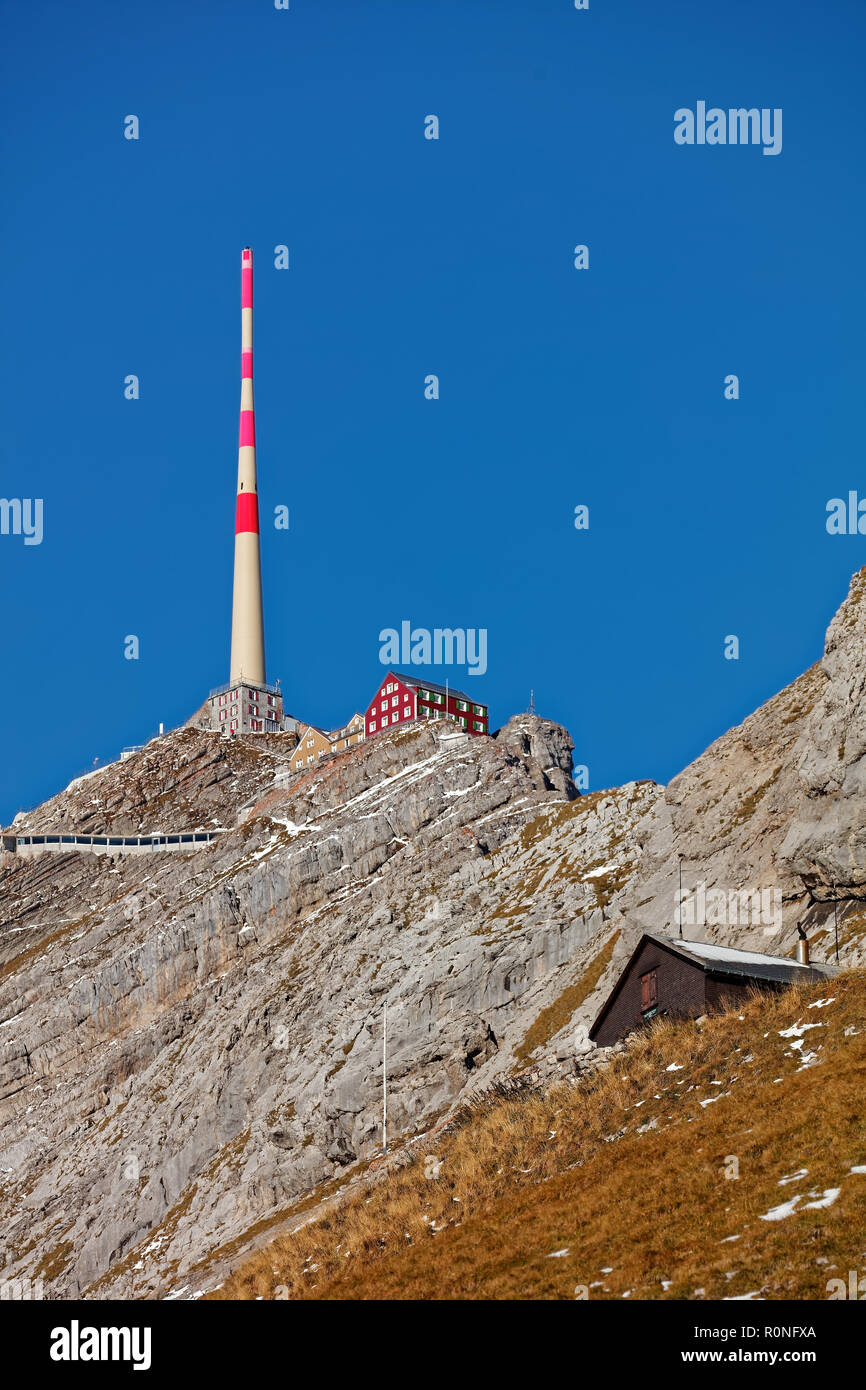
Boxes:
[678,855,683,938]
[382,1001,387,1154]
[834,900,839,962]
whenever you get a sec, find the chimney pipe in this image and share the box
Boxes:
[229,247,266,686]
[796,927,809,966]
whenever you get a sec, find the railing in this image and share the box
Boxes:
[9,831,224,855]
[209,679,283,699]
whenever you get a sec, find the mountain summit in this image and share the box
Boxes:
[1,570,864,1299]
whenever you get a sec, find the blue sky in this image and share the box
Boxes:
[1,0,864,822]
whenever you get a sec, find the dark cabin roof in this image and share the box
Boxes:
[654,934,838,985]
[389,672,483,705]
[589,932,837,1041]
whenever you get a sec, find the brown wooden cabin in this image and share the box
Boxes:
[589,933,837,1047]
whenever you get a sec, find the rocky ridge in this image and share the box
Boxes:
[0,568,864,1299]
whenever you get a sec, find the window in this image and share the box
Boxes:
[307,738,314,749]
[391,695,398,707]
[381,701,387,712]
[640,970,658,1013]
[369,721,376,732]
[473,704,484,716]
[457,699,468,712]
[473,720,483,731]
[459,716,467,728]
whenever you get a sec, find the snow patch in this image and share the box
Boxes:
[760,1195,802,1222]
[582,862,623,880]
[778,1168,808,1186]
[778,1020,824,1039]
[803,1188,840,1211]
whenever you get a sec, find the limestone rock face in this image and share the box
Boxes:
[494,713,576,797]
[779,568,866,895]
[595,569,866,1011]
[1,569,864,1300]
[10,731,299,837]
[0,715,660,1299]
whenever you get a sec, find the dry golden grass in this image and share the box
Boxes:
[210,969,866,1301]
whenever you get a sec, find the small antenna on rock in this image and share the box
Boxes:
[382,1000,388,1155]
[528,689,535,716]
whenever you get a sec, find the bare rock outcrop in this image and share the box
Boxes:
[779,568,866,896]
[1,569,864,1300]
[0,715,659,1299]
[581,569,866,1034]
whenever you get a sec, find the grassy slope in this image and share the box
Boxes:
[211,970,866,1301]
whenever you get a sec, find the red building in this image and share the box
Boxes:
[365,672,489,738]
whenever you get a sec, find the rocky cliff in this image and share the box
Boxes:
[1,569,864,1299]
[600,567,866,976]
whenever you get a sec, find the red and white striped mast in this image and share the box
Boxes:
[229,247,266,686]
